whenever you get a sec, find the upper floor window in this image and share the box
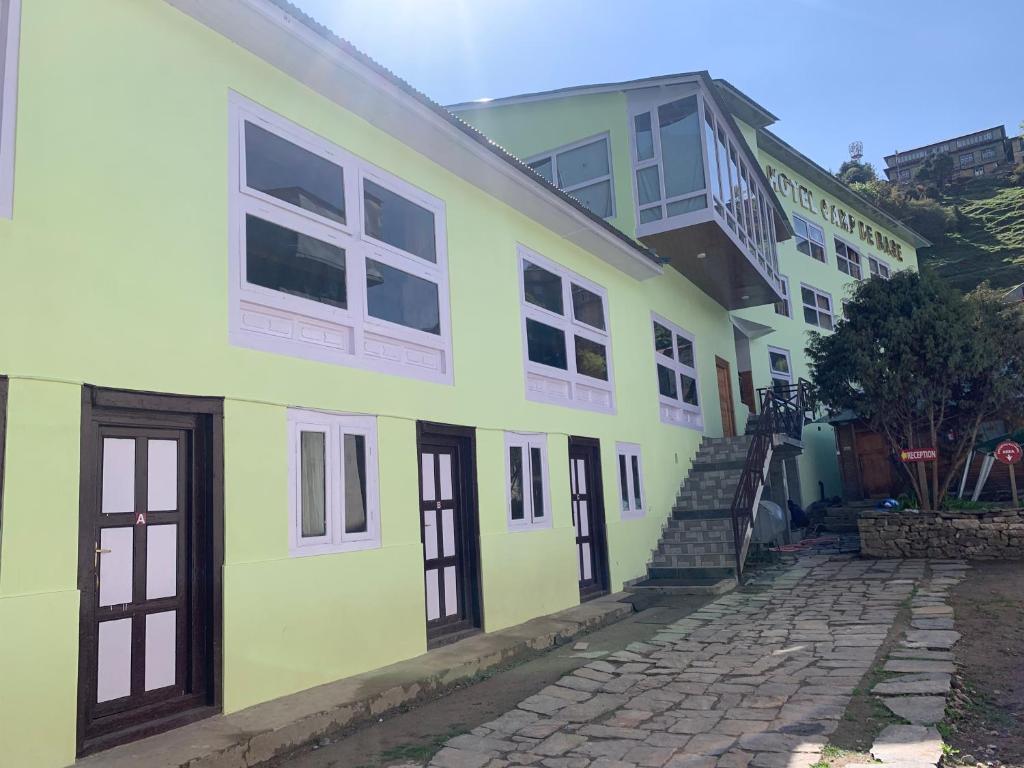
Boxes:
[768,347,793,388]
[774,275,792,318]
[794,215,826,262]
[505,432,551,531]
[801,284,834,331]
[867,256,891,279]
[527,135,615,219]
[835,238,863,279]
[288,409,380,557]
[981,147,997,161]
[898,169,912,181]
[652,312,702,430]
[616,443,645,520]
[229,95,452,383]
[959,152,974,168]
[0,0,21,219]
[518,246,615,413]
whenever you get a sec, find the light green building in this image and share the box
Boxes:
[0,2,925,765]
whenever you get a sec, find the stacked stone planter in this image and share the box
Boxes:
[859,508,1024,559]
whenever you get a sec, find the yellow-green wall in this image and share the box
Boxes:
[0,4,746,765]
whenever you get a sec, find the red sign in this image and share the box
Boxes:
[900,448,937,463]
[995,441,1023,465]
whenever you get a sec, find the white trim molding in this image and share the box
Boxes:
[651,312,703,431]
[504,432,552,532]
[0,0,21,219]
[800,283,834,331]
[767,346,793,387]
[228,92,454,384]
[616,442,645,520]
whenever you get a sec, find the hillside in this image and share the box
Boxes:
[919,182,1024,292]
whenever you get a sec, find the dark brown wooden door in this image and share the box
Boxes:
[418,424,481,647]
[569,437,608,601]
[716,356,736,437]
[77,392,221,756]
[738,371,755,414]
[857,431,895,497]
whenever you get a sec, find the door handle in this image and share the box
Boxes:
[95,548,112,555]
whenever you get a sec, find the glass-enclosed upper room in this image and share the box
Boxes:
[627,81,787,309]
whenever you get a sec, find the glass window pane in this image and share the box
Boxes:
[343,434,368,533]
[639,206,662,224]
[528,157,554,184]
[667,195,706,217]
[631,454,642,510]
[654,322,673,357]
[365,258,441,335]
[244,122,345,224]
[658,96,705,198]
[523,260,564,315]
[801,286,815,305]
[509,446,524,521]
[704,108,721,203]
[556,139,609,188]
[574,336,608,380]
[676,335,694,367]
[657,364,678,399]
[618,454,629,512]
[636,166,661,206]
[530,446,545,519]
[680,373,699,406]
[571,283,605,330]
[769,351,790,375]
[803,306,818,325]
[717,128,733,212]
[300,431,326,538]
[729,145,743,230]
[810,242,825,262]
[246,215,347,309]
[634,113,654,161]
[817,294,831,310]
[363,179,437,263]
[820,313,834,331]
[526,319,567,369]
[570,180,613,218]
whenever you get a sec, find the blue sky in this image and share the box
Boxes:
[293,0,1022,173]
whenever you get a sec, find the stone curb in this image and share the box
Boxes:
[74,595,634,768]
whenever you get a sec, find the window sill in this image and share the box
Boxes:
[289,539,381,558]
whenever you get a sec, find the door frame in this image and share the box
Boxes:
[75,386,224,757]
[0,376,7,536]
[715,356,737,438]
[415,421,483,648]
[568,435,610,601]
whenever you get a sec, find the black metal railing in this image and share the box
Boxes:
[729,379,813,581]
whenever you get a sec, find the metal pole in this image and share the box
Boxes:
[1011,462,1020,508]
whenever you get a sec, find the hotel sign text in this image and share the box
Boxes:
[765,165,904,262]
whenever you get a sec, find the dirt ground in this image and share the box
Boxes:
[947,560,1024,767]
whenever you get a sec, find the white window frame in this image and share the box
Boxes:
[767,346,793,388]
[616,442,645,520]
[518,244,616,414]
[800,283,835,331]
[287,409,380,557]
[834,237,863,279]
[652,311,703,431]
[504,432,552,531]
[774,275,792,318]
[0,0,21,219]
[867,255,891,279]
[793,214,827,263]
[228,93,453,384]
[526,133,616,219]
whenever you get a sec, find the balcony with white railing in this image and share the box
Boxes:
[628,83,785,309]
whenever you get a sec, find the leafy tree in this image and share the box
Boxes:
[807,271,1024,510]
[913,153,954,190]
[836,160,878,185]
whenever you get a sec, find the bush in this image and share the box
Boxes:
[1011,163,1024,186]
[904,198,957,241]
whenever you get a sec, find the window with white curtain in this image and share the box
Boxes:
[288,409,380,556]
[527,134,615,219]
[652,312,702,430]
[835,238,863,279]
[505,432,551,531]
[0,0,21,219]
[229,94,452,384]
[616,443,645,519]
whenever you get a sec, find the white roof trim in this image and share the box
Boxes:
[448,75,704,112]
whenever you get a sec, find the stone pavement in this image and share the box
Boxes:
[428,555,928,768]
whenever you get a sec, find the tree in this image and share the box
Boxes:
[807,272,1024,510]
[836,160,878,185]
[913,153,954,190]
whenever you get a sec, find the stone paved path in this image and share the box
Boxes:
[428,555,928,768]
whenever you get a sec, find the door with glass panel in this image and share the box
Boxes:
[569,437,609,601]
[417,423,481,647]
[77,392,219,756]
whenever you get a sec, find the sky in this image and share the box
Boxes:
[291,0,1022,173]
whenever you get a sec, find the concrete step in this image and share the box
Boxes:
[626,577,735,596]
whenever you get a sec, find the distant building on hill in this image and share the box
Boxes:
[884,126,1013,184]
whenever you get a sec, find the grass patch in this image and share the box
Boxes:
[357,725,469,768]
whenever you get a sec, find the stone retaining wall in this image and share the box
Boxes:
[859,509,1024,559]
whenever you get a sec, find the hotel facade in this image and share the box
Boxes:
[0,1,927,764]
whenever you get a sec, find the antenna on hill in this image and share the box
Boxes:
[849,140,864,163]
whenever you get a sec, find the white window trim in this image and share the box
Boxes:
[768,346,793,386]
[868,255,891,279]
[834,237,863,280]
[616,442,645,520]
[504,432,552,531]
[652,311,703,431]
[287,408,380,557]
[526,132,616,219]
[774,275,792,319]
[518,244,616,414]
[228,92,453,384]
[800,283,834,331]
[793,214,827,263]
[0,0,21,219]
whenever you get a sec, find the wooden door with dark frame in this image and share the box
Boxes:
[569,436,609,601]
[417,422,482,648]
[715,356,737,438]
[76,387,223,757]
